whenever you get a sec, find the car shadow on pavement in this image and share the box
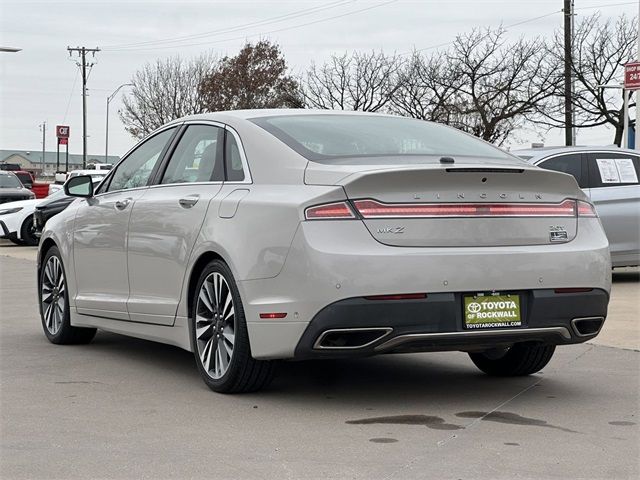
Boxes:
[612,268,640,283]
[86,331,589,405]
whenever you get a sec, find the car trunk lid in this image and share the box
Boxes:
[305,159,582,247]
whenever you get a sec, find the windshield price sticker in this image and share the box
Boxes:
[596,158,639,184]
[464,294,522,329]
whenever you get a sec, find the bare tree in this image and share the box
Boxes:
[390,52,464,123]
[441,28,560,145]
[119,53,217,138]
[301,51,404,112]
[199,40,301,111]
[536,13,637,146]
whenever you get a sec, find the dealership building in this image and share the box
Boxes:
[0,149,120,176]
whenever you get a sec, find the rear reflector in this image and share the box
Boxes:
[305,201,355,220]
[364,293,427,301]
[259,312,287,319]
[353,199,582,218]
[554,288,593,294]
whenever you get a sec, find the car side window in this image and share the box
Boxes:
[106,127,176,192]
[161,125,225,184]
[225,131,245,182]
[539,154,585,188]
[586,153,640,188]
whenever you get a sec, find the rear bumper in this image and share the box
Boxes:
[293,289,608,359]
[241,218,611,359]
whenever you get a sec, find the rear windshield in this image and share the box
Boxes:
[251,114,511,162]
[15,172,31,184]
[0,173,22,188]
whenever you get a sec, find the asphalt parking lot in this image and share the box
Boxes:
[1,240,638,479]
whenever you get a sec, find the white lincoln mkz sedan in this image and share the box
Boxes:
[38,110,611,393]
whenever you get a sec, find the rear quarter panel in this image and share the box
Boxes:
[588,184,640,264]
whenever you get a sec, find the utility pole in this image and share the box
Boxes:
[636,0,639,150]
[67,46,100,168]
[39,121,46,176]
[563,0,574,146]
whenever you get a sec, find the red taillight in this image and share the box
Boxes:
[554,288,593,293]
[364,293,427,301]
[305,201,355,220]
[259,312,287,319]
[353,199,579,218]
[577,201,597,217]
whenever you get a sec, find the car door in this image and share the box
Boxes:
[584,152,640,262]
[73,126,178,320]
[126,123,228,325]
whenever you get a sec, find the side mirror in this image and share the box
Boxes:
[64,175,94,198]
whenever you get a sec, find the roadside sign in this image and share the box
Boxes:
[56,125,70,139]
[624,62,640,90]
[59,137,68,145]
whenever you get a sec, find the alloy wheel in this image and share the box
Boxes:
[195,272,236,379]
[41,255,65,335]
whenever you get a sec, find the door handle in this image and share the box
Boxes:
[179,195,199,208]
[114,198,132,211]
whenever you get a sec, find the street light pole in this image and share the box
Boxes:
[105,83,133,163]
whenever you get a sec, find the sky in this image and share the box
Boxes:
[0,0,637,159]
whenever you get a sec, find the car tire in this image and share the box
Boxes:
[39,246,97,345]
[191,259,275,393]
[20,215,39,246]
[468,343,555,376]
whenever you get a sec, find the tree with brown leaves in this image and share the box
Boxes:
[199,40,301,111]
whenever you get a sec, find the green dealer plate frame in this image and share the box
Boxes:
[463,293,522,330]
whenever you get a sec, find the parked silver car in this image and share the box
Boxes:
[38,110,611,393]
[515,146,640,267]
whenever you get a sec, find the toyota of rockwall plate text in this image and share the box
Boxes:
[37,110,611,393]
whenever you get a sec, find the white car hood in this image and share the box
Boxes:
[0,198,42,210]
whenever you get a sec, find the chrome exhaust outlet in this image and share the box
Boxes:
[571,317,605,337]
[314,327,393,350]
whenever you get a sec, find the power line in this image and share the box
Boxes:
[399,0,637,57]
[103,0,354,50]
[401,10,561,56]
[102,0,399,53]
[62,68,79,124]
[574,1,636,10]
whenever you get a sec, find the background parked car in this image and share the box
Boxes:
[0,193,44,246]
[514,146,640,267]
[0,162,22,171]
[48,170,108,195]
[0,175,73,246]
[34,189,75,236]
[0,170,35,205]
[12,170,49,199]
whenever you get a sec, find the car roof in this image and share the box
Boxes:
[513,145,637,162]
[169,108,403,125]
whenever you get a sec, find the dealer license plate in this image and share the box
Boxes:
[463,293,522,329]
